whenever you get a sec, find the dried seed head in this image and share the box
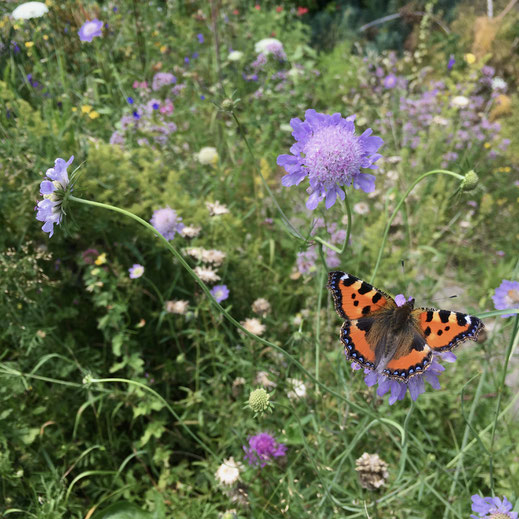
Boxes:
[355,452,389,490]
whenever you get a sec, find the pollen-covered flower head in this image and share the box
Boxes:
[243,432,286,467]
[150,206,184,240]
[277,110,383,210]
[35,156,74,237]
[492,279,519,318]
[471,494,518,519]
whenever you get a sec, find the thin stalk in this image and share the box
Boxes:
[370,169,464,284]
[313,194,352,255]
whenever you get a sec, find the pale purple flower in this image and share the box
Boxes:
[150,206,184,240]
[78,19,103,42]
[210,284,229,303]
[471,494,517,518]
[492,279,519,318]
[243,433,287,467]
[360,352,456,405]
[197,33,204,43]
[447,55,455,70]
[383,74,397,89]
[152,72,176,91]
[35,156,74,237]
[277,110,383,210]
[129,264,144,279]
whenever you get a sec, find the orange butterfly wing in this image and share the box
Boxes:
[327,272,395,321]
[415,308,483,352]
[340,319,377,369]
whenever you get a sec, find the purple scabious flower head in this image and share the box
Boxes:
[360,350,457,405]
[35,156,74,237]
[150,206,184,240]
[277,109,384,210]
[210,284,229,303]
[447,54,455,70]
[492,279,519,318]
[243,432,287,467]
[152,72,176,91]
[129,264,144,279]
[196,33,204,43]
[383,74,398,89]
[471,494,518,518]
[78,19,103,42]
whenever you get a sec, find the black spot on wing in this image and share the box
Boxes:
[439,310,451,323]
[437,329,443,336]
[424,326,431,337]
[362,305,371,315]
[356,318,373,333]
[372,292,382,304]
[425,311,434,322]
[342,276,356,287]
[456,312,467,326]
[353,301,359,307]
[411,332,426,352]
[351,293,356,299]
[358,282,372,295]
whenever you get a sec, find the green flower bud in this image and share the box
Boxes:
[247,388,272,416]
[461,170,479,191]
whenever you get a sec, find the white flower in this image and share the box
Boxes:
[252,298,271,317]
[280,123,292,132]
[353,202,369,215]
[228,50,244,62]
[241,317,266,336]
[197,146,219,165]
[194,266,220,284]
[287,378,306,400]
[215,457,243,486]
[491,77,507,91]
[12,1,48,20]
[432,115,449,126]
[206,200,230,216]
[181,225,201,238]
[451,95,469,108]
[184,247,205,261]
[254,371,276,388]
[202,249,226,266]
[165,300,189,315]
[254,38,283,55]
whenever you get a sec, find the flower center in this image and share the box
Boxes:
[489,514,511,519]
[84,23,98,36]
[507,289,519,305]
[302,126,362,186]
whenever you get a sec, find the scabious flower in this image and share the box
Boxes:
[152,72,176,91]
[197,146,219,165]
[210,284,229,303]
[165,299,189,315]
[277,109,383,210]
[492,280,519,318]
[35,156,74,237]
[194,266,221,284]
[252,298,271,317]
[78,19,103,42]
[228,50,244,61]
[383,74,397,89]
[206,200,229,216]
[150,206,184,240]
[471,495,518,518]
[243,433,286,467]
[215,457,243,486]
[287,378,306,400]
[241,318,266,336]
[355,293,457,404]
[355,453,389,490]
[128,264,144,279]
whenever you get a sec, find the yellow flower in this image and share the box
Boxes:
[89,111,100,119]
[91,268,100,276]
[464,53,476,64]
[43,34,49,41]
[505,166,511,173]
[160,45,167,53]
[13,24,20,30]
[94,253,107,265]
[81,105,92,114]
[45,0,53,5]
[152,30,159,37]
[25,41,34,48]
[484,142,491,149]
[71,107,77,112]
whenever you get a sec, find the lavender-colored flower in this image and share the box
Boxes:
[150,206,184,240]
[78,19,103,42]
[383,74,397,89]
[152,72,176,91]
[243,433,287,467]
[277,110,383,210]
[447,54,455,70]
[35,156,74,237]
[471,494,518,518]
[492,279,519,318]
[129,264,144,279]
[197,33,204,43]
[210,284,229,303]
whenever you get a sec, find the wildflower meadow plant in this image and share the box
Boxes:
[78,19,103,42]
[150,207,184,240]
[492,280,519,318]
[243,433,286,467]
[277,110,383,209]
[471,495,518,518]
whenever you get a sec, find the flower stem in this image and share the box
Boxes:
[313,194,352,255]
[68,195,373,416]
[370,169,464,284]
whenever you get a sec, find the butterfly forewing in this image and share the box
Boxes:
[327,271,395,321]
[415,308,483,352]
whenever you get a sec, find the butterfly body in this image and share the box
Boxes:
[328,272,484,381]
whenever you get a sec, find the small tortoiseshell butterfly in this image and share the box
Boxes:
[327,272,484,381]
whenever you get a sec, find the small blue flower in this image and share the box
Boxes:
[471,494,518,518]
[210,284,229,303]
[197,33,204,43]
[184,57,190,64]
[129,264,145,279]
[192,51,199,59]
[152,103,159,110]
[127,96,134,105]
[132,110,140,120]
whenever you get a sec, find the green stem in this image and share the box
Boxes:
[313,194,352,255]
[370,169,464,284]
[489,314,519,494]
[68,195,378,418]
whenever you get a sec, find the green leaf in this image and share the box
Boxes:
[92,502,154,519]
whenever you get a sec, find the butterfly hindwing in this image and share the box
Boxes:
[328,272,395,321]
[341,319,376,369]
[384,331,433,380]
[415,308,483,352]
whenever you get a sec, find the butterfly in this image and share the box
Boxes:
[327,272,484,381]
